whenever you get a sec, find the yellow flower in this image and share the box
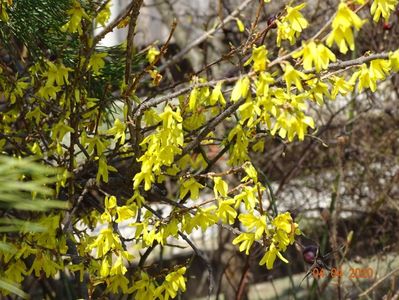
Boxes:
[88,228,122,258]
[116,205,136,223]
[61,1,90,35]
[100,257,110,277]
[146,47,160,64]
[332,3,365,30]
[232,232,255,255]
[105,195,117,210]
[327,3,366,54]
[330,75,354,98]
[369,59,391,80]
[276,3,308,46]
[259,243,288,269]
[5,260,27,283]
[231,77,250,102]
[370,0,398,22]
[210,82,226,106]
[276,21,296,46]
[283,63,308,92]
[272,212,293,233]
[110,256,127,276]
[96,2,111,27]
[162,267,187,298]
[245,45,270,72]
[351,62,387,92]
[327,26,351,54]
[285,3,308,32]
[89,52,107,75]
[390,50,399,72]
[179,177,204,200]
[272,212,300,249]
[293,41,336,72]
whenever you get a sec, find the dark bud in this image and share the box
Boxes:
[383,22,393,30]
[303,245,318,265]
[287,209,298,221]
[267,16,278,29]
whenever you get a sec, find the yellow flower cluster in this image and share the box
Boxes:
[259,212,301,269]
[277,3,308,46]
[327,3,366,54]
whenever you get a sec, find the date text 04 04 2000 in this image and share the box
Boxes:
[312,267,373,279]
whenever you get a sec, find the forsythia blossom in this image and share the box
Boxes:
[326,3,366,54]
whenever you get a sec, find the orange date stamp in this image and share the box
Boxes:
[312,267,374,279]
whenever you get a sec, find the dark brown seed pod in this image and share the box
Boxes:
[302,245,318,265]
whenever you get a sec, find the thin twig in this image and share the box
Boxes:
[359,267,399,297]
[125,0,144,84]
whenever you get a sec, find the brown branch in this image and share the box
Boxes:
[120,0,144,154]
[125,0,144,85]
[275,102,350,195]
[322,52,390,71]
[235,255,251,300]
[359,267,399,297]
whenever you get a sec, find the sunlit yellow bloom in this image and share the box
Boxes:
[390,50,399,72]
[293,41,336,72]
[370,0,398,22]
[285,3,309,32]
[88,52,107,74]
[245,45,270,72]
[147,47,160,64]
[255,72,274,97]
[88,228,122,258]
[330,75,354,98]
[210,82,226,106]
[327,3,366,54]
[231,77,250,102]
[232,232,255,254]
[100,257,110,277]
[276,21,296,46]
[110,256,127,276]
[61,0,90,35]
[259,243,288,270]
[369,59,391,80]
[276,3,308,46]
[105,195,117,210]
[283,63,308,92]
[116,205,136,223]
[351,64,377,91]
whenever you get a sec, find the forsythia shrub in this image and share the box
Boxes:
[0,0,398,298]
